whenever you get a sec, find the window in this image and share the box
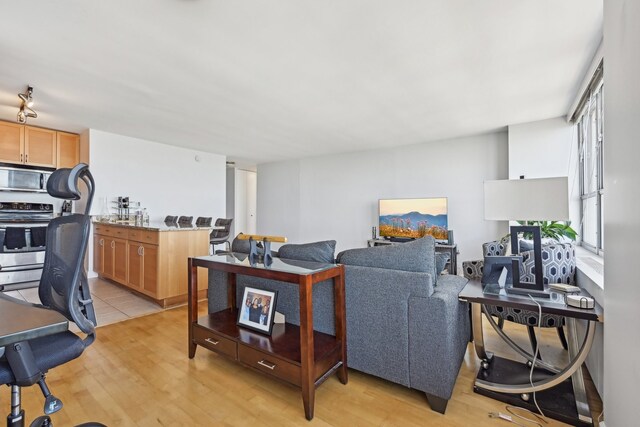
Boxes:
[576,69,604,255]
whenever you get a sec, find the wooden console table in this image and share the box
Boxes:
[187,253,348,420]
[367,238,458,275]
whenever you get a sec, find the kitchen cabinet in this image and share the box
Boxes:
[128,242,159,295]
[94,225,128,285]
[0,122,24,164]
[24,126,57,168]
[0,120,80,169]
[94,223,209,307]
[56,132,80,168]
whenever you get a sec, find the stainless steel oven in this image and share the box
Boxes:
[0,202,53,291]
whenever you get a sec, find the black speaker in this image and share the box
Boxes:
[447,230,454,245]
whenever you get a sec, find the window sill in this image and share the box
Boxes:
[575,245,604,306]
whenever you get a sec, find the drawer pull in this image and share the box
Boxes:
[257,360,276,370]
[205,338,219,345]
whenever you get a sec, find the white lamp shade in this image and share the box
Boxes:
[484,177,569,221]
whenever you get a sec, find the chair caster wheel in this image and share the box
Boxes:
[481,360,490,370]
[521,393,530,402]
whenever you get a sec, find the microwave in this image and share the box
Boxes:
[0,166,51,193]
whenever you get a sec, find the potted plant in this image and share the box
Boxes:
[517,220,578,242]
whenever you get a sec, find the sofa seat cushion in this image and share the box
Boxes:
[337,236,437,279]
[277,240,337,263]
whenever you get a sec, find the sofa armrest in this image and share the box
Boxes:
[344,265,434,387]
[408,275,469,401]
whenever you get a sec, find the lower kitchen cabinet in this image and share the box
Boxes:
[93,223,209,307]
[128,242,159,295]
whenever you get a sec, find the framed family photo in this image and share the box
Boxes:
[237,286,278,335]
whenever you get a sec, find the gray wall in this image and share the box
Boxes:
[603,1,640,425]
[257,131,509,264]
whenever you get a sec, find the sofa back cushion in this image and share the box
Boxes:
[337,236,437,279]
[277,240,337,263]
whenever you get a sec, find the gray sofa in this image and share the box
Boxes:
[207,236,469,414]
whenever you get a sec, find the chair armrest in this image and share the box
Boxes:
[344,265,434,387]
[408,275,470,400]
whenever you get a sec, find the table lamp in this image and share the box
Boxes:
[484,177,569,298]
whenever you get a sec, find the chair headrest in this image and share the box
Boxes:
[47,164,90,200]
[46,163,95,215]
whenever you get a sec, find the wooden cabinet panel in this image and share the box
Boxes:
[128,243,143,290]
[56,132,80,168]
[0,122,24,164]
[113,238,128,284]
[93,235,104,275]
[24,126,56,167]
[142,244,159,294]
[102,238,115,279]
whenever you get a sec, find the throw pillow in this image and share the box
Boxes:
[230,233,251,253]
[277,240,337,263]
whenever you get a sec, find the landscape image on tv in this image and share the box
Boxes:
[379,198,448,240]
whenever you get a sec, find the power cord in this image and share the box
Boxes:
[528,294,545,418]
[488,295,549,426]
[489,405,547,427]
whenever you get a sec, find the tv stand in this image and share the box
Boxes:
[367,238,458,275]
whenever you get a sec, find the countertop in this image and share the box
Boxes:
[93,221,217,232]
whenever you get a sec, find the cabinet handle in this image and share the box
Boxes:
[99,238,104,246]
[138,246,143,256]
[111,241,115,248]
[25,153,28,162]
[205,338,219,346]
[257,360,276,370]
[140,246,144,256]
[20,153,23,163]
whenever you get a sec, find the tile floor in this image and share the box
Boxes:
[3,277,163,331]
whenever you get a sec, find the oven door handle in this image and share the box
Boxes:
[0,264,44,273]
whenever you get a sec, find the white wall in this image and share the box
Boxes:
[603,1,640,425]
[258,131,509,265]
[86,129,226,275]
[508,117,581,232]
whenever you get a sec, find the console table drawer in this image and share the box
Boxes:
[128,229,159,245]
[238,344,300,386]
[193,326,237,359]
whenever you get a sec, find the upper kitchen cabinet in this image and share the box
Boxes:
[56,132,80,168]
[0,122,25,164]
[24,126,57,168]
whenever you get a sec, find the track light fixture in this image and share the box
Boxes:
[17,86,37,124]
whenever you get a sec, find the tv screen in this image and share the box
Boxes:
[378,197,448,241]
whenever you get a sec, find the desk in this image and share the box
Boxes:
[367,239,458,275]
[0,294,68,347]
[188,253,347,421]
[459,280,603,426]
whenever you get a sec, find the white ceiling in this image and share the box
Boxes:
[0,1,602,165]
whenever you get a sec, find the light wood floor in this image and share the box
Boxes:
[10,304,602,426]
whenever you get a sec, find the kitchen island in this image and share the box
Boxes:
[93,222,212,307]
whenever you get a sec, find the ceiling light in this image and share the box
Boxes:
[17,86,37,123]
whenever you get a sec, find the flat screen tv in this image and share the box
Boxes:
[378,197,448,241]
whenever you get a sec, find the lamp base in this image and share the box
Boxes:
[505,285,551,299]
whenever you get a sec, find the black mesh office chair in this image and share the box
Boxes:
[195,217,212,227]
[178,216,193,226]
[209,218,233,254]
[164,215,178,224]
[0,164,104,427]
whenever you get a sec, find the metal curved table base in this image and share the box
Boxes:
[482,305,563,374]
[472,303,596,424]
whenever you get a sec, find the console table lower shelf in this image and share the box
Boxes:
[193,308,344,404]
